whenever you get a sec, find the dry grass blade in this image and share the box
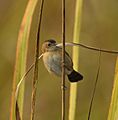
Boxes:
[15,54,43,103]
[10,0,40,120]
[88,51,101,120]
[57,42,118,54]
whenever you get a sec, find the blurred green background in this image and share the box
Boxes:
[0,0,118,120]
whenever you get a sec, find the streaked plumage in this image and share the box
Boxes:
[42,39,83,82]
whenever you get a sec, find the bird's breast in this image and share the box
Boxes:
[43,52,62,76]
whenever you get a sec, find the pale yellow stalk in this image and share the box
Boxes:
[69,0,83,120]
[108,57,118,120]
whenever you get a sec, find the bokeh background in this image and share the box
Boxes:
[0,0,118,120]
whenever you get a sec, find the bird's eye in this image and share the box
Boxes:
[48,43,51,47]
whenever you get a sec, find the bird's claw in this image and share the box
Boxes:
[61,85,67,90]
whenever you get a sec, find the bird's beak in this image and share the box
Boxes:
[56,42,76,47]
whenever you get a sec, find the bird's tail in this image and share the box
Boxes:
[67,70,83,82]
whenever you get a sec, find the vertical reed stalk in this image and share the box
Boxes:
[61,0,66,120]
[30,0,44,120]
[108,57,118,120]
[69,0,83,120]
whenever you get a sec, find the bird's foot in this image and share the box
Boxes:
[61,85,67,90]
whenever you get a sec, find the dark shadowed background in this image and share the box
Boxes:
[0,0,118,120]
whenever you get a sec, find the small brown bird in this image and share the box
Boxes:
[42,39,83,82]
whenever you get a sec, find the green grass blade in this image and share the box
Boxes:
[108,57,118,120]
[69,0,83,120]
[10,0,39,120]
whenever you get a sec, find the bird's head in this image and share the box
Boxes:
[42,39,57,53]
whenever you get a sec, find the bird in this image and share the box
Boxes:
[41,39,83,82]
